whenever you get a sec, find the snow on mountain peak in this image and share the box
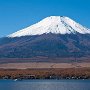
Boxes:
[8,16,90,37]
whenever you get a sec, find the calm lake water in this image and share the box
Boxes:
[0,80,90,90]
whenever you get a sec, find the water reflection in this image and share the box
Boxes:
[0,80,90,90]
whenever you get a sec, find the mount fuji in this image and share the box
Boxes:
[0,16,90,62]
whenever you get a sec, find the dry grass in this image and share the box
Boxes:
[0,62,90,69]
[0,68,90,78]
[0,62,90,79]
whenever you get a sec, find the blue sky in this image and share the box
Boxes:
[0,0,90,37]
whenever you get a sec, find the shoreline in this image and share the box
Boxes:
[0,68,90,80]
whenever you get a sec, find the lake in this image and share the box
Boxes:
[0,80,90,90]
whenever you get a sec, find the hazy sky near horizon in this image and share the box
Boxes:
[0,0,90,37]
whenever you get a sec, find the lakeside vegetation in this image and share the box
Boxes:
[0,68,90,80]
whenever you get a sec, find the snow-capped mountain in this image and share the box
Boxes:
[8,16,90,37]
[0,16,90,61]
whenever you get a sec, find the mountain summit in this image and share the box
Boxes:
[8,16,90,37]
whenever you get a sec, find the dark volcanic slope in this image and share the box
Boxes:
[0,33,90,58]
